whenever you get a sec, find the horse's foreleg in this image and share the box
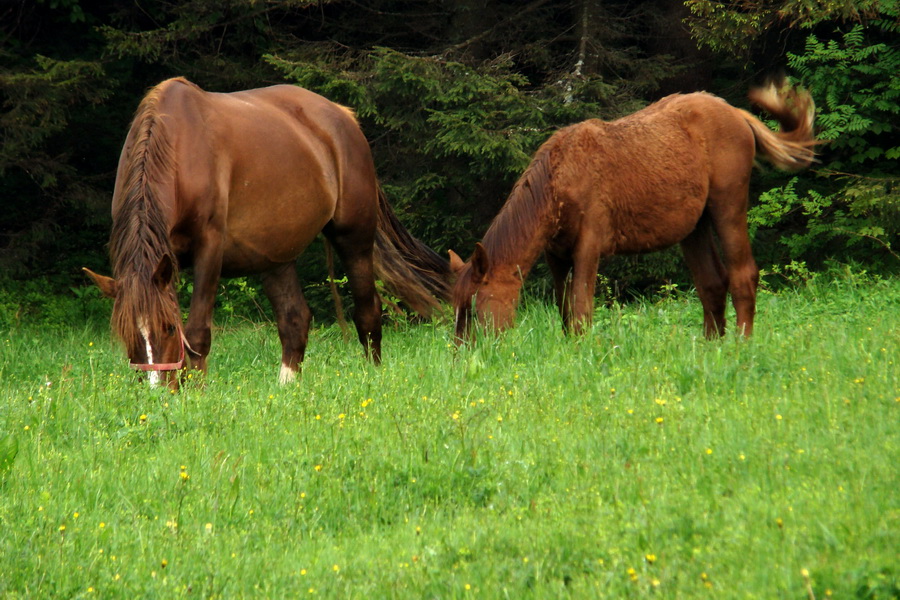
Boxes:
[183,236,224,373]
[569,245,603,335]
[680,214,728,338]
[261,264,311,384]
[546,252,574,331]
[328,232,382,364]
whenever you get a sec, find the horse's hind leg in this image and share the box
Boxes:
[324,228,382,364]
[680,212,728,338]
[708,188,759,336]
[261,263,312,384]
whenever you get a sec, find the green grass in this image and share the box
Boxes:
[1,270,898,598]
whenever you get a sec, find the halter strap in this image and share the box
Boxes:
[129,328,192,372]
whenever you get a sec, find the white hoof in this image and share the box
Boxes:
[279,363,297,384]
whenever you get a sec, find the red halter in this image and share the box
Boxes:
[129,327,192,372]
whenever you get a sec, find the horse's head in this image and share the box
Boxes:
[84,255,188,389]
[449,243,521,343]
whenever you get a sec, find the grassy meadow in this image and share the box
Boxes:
[1,270,898,598]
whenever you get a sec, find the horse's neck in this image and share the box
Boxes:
[484,233,546,284]
[482,198,558,284]
[109,183,179,286]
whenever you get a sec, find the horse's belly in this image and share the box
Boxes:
[220,229,321,275]
[222,190,334,272]
[611,190,707,254]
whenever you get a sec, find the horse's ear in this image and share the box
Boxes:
[152,255,175,290]
[448,250,466,274]
[471,243,490,284]
[83,268,118,299]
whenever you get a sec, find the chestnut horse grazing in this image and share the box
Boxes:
[84,77,450,387]
[450,80,817,340]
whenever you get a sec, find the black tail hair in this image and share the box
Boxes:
[373,188,452,317]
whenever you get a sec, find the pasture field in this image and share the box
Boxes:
[1,270,898,599]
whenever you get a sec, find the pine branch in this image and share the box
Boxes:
[436,0,553,58]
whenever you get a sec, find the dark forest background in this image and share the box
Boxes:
[1,0,897,324]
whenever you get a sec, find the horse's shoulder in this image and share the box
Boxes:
[552,119,605,143]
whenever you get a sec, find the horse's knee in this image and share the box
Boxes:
[284,304,312,338]
[185,327,212,357]
[710,274,729,300]
[698,278,728,311]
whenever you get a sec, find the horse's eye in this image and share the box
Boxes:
[166,325,176,337]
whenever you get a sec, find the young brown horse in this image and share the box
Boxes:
[450,80,817,341]
[85,77,450,388]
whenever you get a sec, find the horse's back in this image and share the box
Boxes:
[144,78,373,199]
[223,85,380,233]
[557,91,753,195]
[142,78,377,273]
[550,93,749,254]
[212,84,379,232]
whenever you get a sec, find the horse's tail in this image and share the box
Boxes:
[373,188,452,317]
[739,78,818,171]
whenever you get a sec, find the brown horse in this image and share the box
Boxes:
[449,80,817,341]
[84,77,450,387]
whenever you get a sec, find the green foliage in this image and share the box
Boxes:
[788,23,900,170]
[686,0,887,56]
[761,259,817,288]
[748,12,900,271]
[750,179,839,258]
[0,276,108,331]
[0,55,110,186]
[37,0,86,24]
[750,176,899,269]
[212,278,267,321]
[0,9,117,279]
[685,0,772,55]
[100,0,320,70]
